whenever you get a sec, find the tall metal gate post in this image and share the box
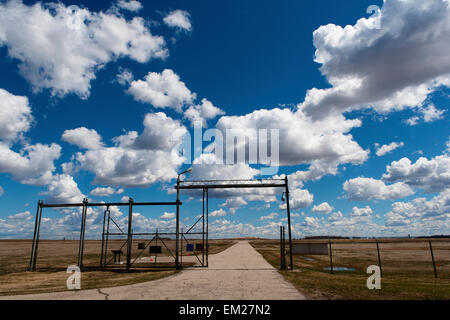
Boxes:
[202,189,205,266]
[429,239,438,278]
[126,198,134,270]
[284,176,294,270]
[103,208,111,266]
[29,200,43,271]
[175,178,181,269]
[376,239,383,277]
[77,198,88,268]
[100,207,107,267]
[206,188,209,267]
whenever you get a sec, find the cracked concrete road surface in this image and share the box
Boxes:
[1,241,305,300]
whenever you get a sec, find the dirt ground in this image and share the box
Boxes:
[1,241,305,300]
[0,239,235,296]
[251,238,450,300]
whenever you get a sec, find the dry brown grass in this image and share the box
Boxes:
[0,239,235,296]
[251,238,450,300]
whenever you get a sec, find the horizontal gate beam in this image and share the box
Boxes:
[177,183,285,189]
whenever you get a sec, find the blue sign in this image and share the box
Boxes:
[186,244,194,252]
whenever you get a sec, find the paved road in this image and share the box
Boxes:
[1,241,305,300]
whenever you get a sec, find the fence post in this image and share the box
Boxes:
[126,197,134,270]
[100,207,107,267]
[180,227,183,267]
[29,200,42,271]
[329,239,333,274]
[429,240,438,278]
[376,239,383,277]
[280,226,283,270]
[77,198,88,268]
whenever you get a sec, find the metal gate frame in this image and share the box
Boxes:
[29,198,181,271]
[175,176,294,270]
[29,176,294,272]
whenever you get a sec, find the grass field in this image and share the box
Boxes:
[0,239,235,296]
[251,238,450,300]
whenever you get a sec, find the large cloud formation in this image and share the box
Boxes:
[343,177,414,201]
[300,0,450,119]
[68,112,187,187]
[0,89,61,186]
[128,69,195,112]
[0,0,167,98]
[383,155,450,193]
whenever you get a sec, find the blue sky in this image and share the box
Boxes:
[0,0,449,239]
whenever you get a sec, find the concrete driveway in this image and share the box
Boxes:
[1,241,305,300]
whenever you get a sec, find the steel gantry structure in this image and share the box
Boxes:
[175,176,294,270]
[29,198,181,271]
[29,176,294,272]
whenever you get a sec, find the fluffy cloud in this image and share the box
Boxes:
[383,154,450,193]
[260,212,278,221]
[185,154,279,202]
[300,216,320,229]
[71,112,187,187]
[116,68,134,86]
[39,174,84,203]
[311,202,333,214]
[216,108,368,167]
[0,142,61,185]
[127,69,195,112]
[343,177,414,201]
[116,0,142,12]
[351,205,373,217]
[406,104,446,126]
[375,141,404,157]
[160,212,175,220]
[0,88,61,186]
[163,10,192,31]
[0,0,167,98]
[184,98,225,126]
[90,187,124,197]
[300,0,450,119]
[279,188,314,210]
[133,112,187,151]
[210,208,227,217]
[385,190,450,227]
[219,196,247,214]
[8,211,32,221]
[328,211,343,222]
[0,89,33,142]
[62,127,104,150]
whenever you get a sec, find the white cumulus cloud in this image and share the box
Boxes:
[0,0,167,98]
[116,0,142,12]
[0,89,33,142]
[299,0,450,119]
[343,177,414,201]
[163,10,192,31]
[62,127,104,150]
[311,202,333,214]
[375,141,404,157]
[90,187,124,197]
[127,69,195,112]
